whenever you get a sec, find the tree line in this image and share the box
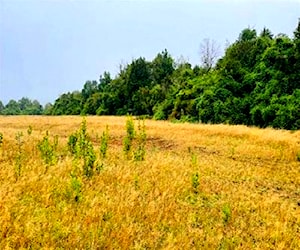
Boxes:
[1,20,299,130]
[0,98,44,115]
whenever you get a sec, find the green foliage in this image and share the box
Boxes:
[102,211,113,222]
[83,141,96,178]
[27,125,33,136]
[134,174,140,190]
[68,118,97,178]
[123,137,131,158]
[77,118,95,177]
[4,20,298,130]
[3,100,20,115]
[51,91,83,115]
[67,173,83,203]
[1,98,43,115]
[153,99,173,120]
[151,49,175,85]
[82,92,102,115]
[238,28,257,42]
[122,116,147,161]
[0,101,4,114]
[100,126,109,159]
[43,103,53,115]
[134,119,147,161]
[82,80,98,102]
[68,132,78,155]
[123,116,135,159]
[191,172,200,194]
[222,204,232,225]
[38,131,58,172]
[77,118,88,158]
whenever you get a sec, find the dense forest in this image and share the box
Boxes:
[1,20,299,130]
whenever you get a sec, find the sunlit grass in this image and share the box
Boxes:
[0,116,299,249]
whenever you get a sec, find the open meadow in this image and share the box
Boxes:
[0,116,299,249]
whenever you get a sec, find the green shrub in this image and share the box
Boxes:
[38,131,58,172]
[100,125,109,159]
[222,204,231,225]
[123,116,135,159]
[68,118,97,178]
[27,125,33,136]
[191,172,200,194]
[68,132,78,155]
[83,141,96,178]
[134,119,146,161]
[66,173,82,203]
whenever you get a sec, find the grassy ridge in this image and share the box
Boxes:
[0,116,299,249]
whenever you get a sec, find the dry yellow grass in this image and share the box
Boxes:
[0,116,299,249]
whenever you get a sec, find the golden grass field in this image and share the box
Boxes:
[0,116,299,249]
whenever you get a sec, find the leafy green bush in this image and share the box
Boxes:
[123,116,135,159]
[191,172,200,194]
[134,119,147,161]
[66,174,82,203]
[222,204,232,225]
[68,118,97,178]
[68,132,78,155]
[100,126,109,159]
[38,131,58,172]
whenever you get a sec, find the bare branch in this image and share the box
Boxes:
[199,38,220,71]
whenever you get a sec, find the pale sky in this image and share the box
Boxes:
[0,0,299,105]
